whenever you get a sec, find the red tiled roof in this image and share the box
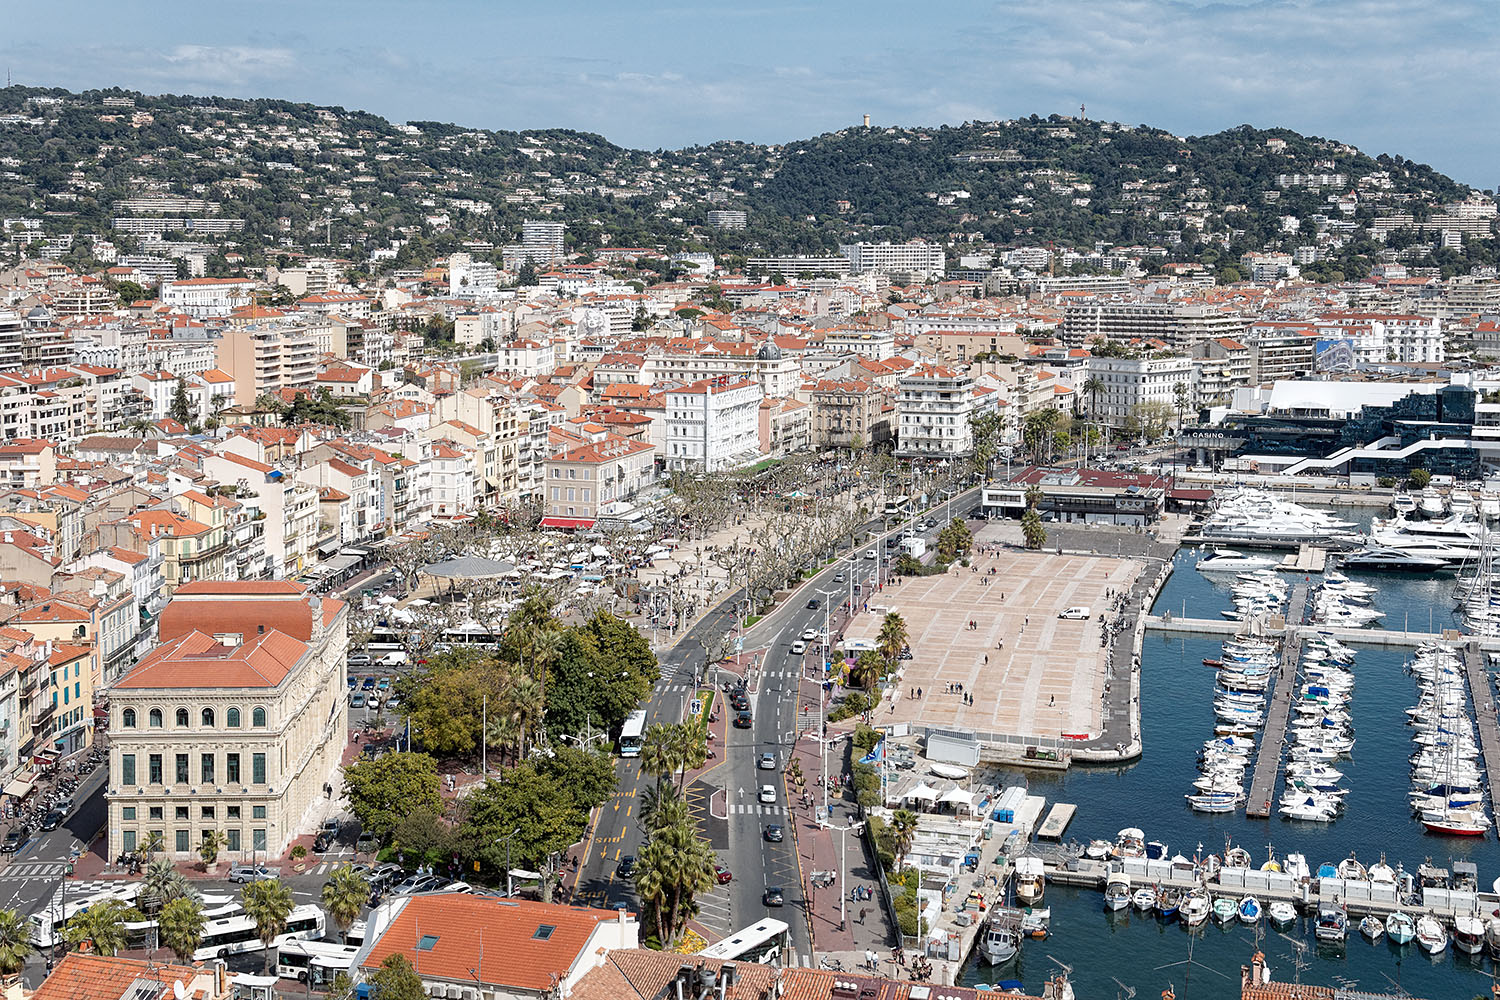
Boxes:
[33,953,211,1000]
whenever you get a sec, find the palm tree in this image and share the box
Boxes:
[638,723,680,787]
[320,865,370,943]
[877,612,909,672]
[198,831,226,870]
[241,879,295,973]
[849,650,883,691]
[488,670,544,762]
[637,781,681,833]
[668,723,706,792]
[140,857,191,916]
[139,830,165,860]
[633,841,671,944]
[890,809,919,868]
[158,897,205,963]
[65,899,130,956]
[0,909,31,978]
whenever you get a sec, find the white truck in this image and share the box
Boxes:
[900,537,927,559]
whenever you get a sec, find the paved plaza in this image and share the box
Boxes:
[844,539,1142,741]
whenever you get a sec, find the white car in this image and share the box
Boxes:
[865,549,877,559]
[758,784,777,804]
[800,629,819,642]
[791,640,807,655]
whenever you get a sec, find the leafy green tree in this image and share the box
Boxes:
[198,830,226,869]
[343,752,442,840]
[241,878,295,973]
[394,647,505,757]
[64,899,131,956]
[391,807,452,862]
[111,279,147,305]
[517,261,538,287]
[1408,468,1432,490]
[169,378,192,425]
[935,518,973,562]
[367,954,427,1000]
[320,864,370,943]
[0,909,32,976]
[158,897,206,963]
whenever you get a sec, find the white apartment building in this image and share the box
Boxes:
[1084,353,1195,430]
[1313,313,1445,365]
[448,252,499,298]
[821,329,896,360]
[707,209,748,230]
[896,365,978,458]
[840,241,947,280]
[1062,301,1248,351]
[663,377,761,472]
[159,278,255,318]
[521,220,566,265]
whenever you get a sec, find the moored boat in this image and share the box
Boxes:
[1103,872,1131,912]
[1416,914,1448,955]
[1359,915,1384,941]
[1454,912,1485,955]
[1014,857,1045,906]
[979,908,1021,965]
[1181,888,1211,927]
[1212,897,1238,924]
[1268,901,1297,927]
[1132,887,1157,913]
[1237,896,1261,925]
[1314,901,1347,943]
[1386,911,1416,945]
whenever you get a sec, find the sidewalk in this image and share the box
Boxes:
[788,674,895,958]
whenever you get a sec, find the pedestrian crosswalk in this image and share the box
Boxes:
[728,803,786,817]
[0,862,70,880]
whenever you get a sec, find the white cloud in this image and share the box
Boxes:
[155,44,297,87]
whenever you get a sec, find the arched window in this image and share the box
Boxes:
[201,708,215,728]
[227,708,241,728]
[121,708,136,728]
[252,707,267,727]
[148,708,163,728]
[175,708,189,727]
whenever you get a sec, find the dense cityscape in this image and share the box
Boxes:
[0,62,1495,1000]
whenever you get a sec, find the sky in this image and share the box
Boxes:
[5,0,1497,187]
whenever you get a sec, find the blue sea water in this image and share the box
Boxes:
[956,525,1500,1000]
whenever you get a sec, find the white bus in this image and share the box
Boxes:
[619,709,648,757]
[276,939,360,986]
[29,883,142,948]
[697,918,790,965]
[194,904,325,961]
[884,495,912,517]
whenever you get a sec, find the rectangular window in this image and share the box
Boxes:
[252,805,266,820]
[175,754,189,784]
[201,754,215,785]
[175,806,188,820]
[121,807,136,821]
[175,830,190,853]
[149,806,163,821]
[201,806,215,819]
[122,830,136,852]
[252,753,266,784]
[252,829,267,852]
[121,754,136,786]
[226,829,240,852]
[227,754,240,783]
[148,754,162,784]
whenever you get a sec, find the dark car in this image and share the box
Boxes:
[764,824,784,843]
[361,676,376,690]
[731,693,750,712]
[733,710,752,729]
[1,827,28,853]
[763,886,785,907]
[806,599,820,610]
[313,832,334,853]
[39,810,63,832]
[616,855,636,879]
[714,863,733,885]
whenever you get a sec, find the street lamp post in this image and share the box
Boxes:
[497,827,520,898]
[821,817,865,932]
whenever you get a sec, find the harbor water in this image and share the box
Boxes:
[957,535,1500,999]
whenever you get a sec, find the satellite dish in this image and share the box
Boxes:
[173,981,186,1000]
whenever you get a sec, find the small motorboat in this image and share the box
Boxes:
[1084,839,1111,861]
[1268,901,1297,927]
[1238,896,1261,925]
[1103,873,1132,912]
[1019,908,1050,939]
[1454,912,1485,955]
[1415,914,1448,955]
[1359,915,1384,941]
[1485,916,1500,959]
[1202,658,1222,667]
[1157,887,1182,922]
[1212,897,1238,924]
[1181,888,1211,927]
[1386,911,1416,945]
[1315,901,1348,943]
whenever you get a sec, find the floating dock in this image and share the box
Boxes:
[1245,584,1307,818]
[1035,803,1076,840]
[1278,545,1327,573]
[1460,642,1500,821]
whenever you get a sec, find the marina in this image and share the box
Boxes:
[1244,584,1306,818]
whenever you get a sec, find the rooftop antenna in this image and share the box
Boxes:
[1154,927,1231,990]
[1080,103,1086,122]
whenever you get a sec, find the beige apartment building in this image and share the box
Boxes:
[796,378,892,451]
[543,434,656,527]
[106,582,347,862]
[215,327,319,406]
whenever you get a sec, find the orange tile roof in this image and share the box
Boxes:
[117,627,307,690]
[33,953,213,1000]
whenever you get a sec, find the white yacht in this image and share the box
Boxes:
[1196,549,1279,573]
[1418,486,1447,518]
[1391,491,1418,515]
[1341,547,1450,572]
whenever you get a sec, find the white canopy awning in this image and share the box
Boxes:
[940,787,974,806]
[906,783,940,801]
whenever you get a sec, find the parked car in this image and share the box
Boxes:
[1,827,28,852]
[391,875,438,895]
[764,824,784,843]
[714,863,733,885]
[350,693,366,709]
[758,752,777,770]
[367,862,403,886]
[347,677,358,690]
[355,830,379,854]
[377,677,391,690]
[1058,606,1092,620]
[39,810,63,831]
[800,629,819,641]
[361,676,376,690]
[228,864,280,883]
[758,784,776,804]
[347,654,372,668]
[763,886,785,907]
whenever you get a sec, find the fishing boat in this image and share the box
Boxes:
[1268,901,1297,927]
[1386,911,1416,945]
[1359,915,1384,941]
[1103,872,1131,912]
[1181,888,1211,928]
[1132,887,1157,913]
[1156,886,1182,922]
[1314,901,1348,942]
[1238,896,1262,925]
[1454,911,1486,955]
[978,908,1021,965]
[1084,839,1111,861]
[1485,917,1500,959]
[1335,855,1366,881]
[1415,914,1448,955]
[1212,897,1238,924]
[1019,908,1050,939]
[1014,857,1045,906]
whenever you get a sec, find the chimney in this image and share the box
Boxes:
[863,114,870,128]
[720,964,736,995]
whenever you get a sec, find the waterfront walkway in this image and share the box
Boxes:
[1246,584,1307,818]
[1460,642,1500,822]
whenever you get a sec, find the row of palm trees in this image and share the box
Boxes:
[633,721,717,946]
[0,861,373,977]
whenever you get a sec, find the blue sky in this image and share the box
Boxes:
[6,1,1496,186]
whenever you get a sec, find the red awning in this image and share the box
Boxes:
[1169,488,1215,502]
[539,516,596,530]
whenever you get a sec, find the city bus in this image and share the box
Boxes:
[696,918,790,965]
[276,939,360,986]
[29,883,142,947]
[193,904,325,961]
[883,495,912,517]
[619,709,648,757]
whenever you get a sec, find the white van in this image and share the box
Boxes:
[1058,606,1092,620]
[377,651,408,667]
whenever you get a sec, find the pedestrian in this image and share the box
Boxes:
[1049,694,1055,706]
[917,688,922,699]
